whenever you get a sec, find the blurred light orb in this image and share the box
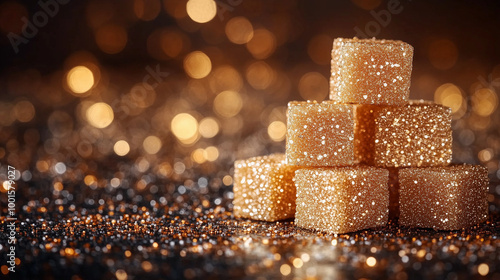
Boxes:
[225,17,254,44]
[246,28,277,59]
[267,121,286,142]
[298,72,329,101]
[472,88,498,117]
[143,135,162,154]
[86,102,114,128]
[199,117,220,138]
[434,83,465,117]
[134,0,161,21]
[95,24,128,54]
[428,39,458,70]
[204,146,219,161]
[67,66,95,94]
[192,148,206,164]
[114,140,130,156]
[213,90,243,118]
[14,100,35,122]
[186,0,217,23]
[184,51,212,79]
[171,113,198,141]
[246,61,275,90]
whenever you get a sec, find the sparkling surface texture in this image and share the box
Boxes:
[295,166,389,234]
[356,100,453,167]
[330,38,413,105]
[286,101,360,166]
[233,153,297,221]
[399,164,489,230]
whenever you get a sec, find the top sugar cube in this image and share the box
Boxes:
[330,38,413,105]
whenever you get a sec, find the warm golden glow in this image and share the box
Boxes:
[298,72,329,101]
[225,17,254,44]
[86,102,114,128]
[246,28,276,59]
[95,24,128,54]
[211,66,243,92]
[280,264,291,276]
[199,117,219,138]
[246,61,275,90]
[134,0,161,21]
[67,66,95,94]
[478,149,493,162]
[186,0,217,23]
[478,263,489,276]
[472,88,498,117]
[13,100,35,122]
[192,148,206,164]
[366,257,377,267]
[267,121,286,142]
[204,146,219,161]
[213,91,243,118]
[171,113,199,142]
[114,140,130,156]
[434,83,466,118]
[184,51,212,79]
[143,135,162,154]
[428,39,458,70]
[160,29,186,58]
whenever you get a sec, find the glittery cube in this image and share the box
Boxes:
[233,153,298,221]
[286,101,360,167]
[387,168,400,222]
[399,165,489,230]
[356,100,452,167]
[295,166,389,234]
[330,38,413,105]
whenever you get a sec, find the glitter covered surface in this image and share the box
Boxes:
[330,38,413,105]
[233,153,297,221]
[294,166,389,234]
[399,165,489,230]
[286,101,360,167]
[356,100,453,167]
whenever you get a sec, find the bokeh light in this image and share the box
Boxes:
[95,24,128,54]
[67,66,95,95]
[171,113,199,144]
[246,61,276,90]
[434,83,466,119]
[86,102,114,128]
[213,91,243,118]
[428,39,458,70]
[199,117,220,138]
[246,28,277,59]
[143,135,162,154]
[186,0,217,23]
[225,17,254,44]
[134,0,161,21]
[471,88,498,117]
[114,140,130,156]
[184,51,212,79]
[298,72,329,101]
[267,121,286,142]
[13,100,35,123]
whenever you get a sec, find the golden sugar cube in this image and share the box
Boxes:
[356,100,452,167]
[330,37,413,105]
[233,153,298,222]
[295,166,389,234]
[399,165,489,230]
[286,101,360,167]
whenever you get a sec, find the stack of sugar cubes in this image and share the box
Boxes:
[233,38,489,234]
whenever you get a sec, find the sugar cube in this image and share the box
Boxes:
[356,100,452,167]
[286,101,360,167]
[233,153,298,221]
[295,166,389,234]
[330,38,413,105]
[399,165,489,230]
